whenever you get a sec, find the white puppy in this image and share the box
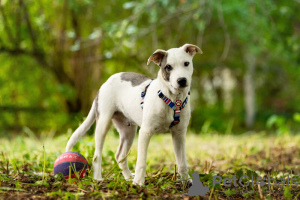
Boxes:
[66,44,202,185]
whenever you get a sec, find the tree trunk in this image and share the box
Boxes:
[243,53,256,128]
[0,1,103,114]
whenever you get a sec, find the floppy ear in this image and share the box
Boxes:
[147,49,168,65]
[181,44,203,56]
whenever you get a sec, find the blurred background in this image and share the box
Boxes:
[0,0,299,136]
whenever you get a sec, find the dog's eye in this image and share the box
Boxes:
[184,62,189,67]
[165,65,173,71]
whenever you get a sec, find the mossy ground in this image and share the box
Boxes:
[1,131,300,199]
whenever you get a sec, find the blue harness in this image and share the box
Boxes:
[140,80,190,127]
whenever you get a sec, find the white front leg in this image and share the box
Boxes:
[133,128,152,185]
[171,128,189,180]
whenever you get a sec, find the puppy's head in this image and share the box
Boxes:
[147,44,202,94]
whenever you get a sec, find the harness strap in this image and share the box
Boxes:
[157,90,189,110]
[140,80,153,109]
[157,90,189,127]
[140,80,190,128]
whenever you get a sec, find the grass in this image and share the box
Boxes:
[1,129,300,199]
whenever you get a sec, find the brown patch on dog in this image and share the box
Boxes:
[159,54,170,81]
[120,72,150,87]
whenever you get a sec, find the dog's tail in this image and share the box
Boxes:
[66,100,96,151]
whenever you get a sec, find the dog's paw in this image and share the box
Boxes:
[122,171,135,181]
[94,178,104,181]
[132,181,143,186]
[132,177,144,186]
[181,178,193,188]
[186,178,193,188]
[125,174,135,181]
[124,175,134,181]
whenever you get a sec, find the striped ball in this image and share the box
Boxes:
[54,151,89,179]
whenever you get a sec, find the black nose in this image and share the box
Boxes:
[177,78,187,87]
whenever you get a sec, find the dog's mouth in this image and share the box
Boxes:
[170,84,177,91]
[169,84,188,96]
[171,84,188,90]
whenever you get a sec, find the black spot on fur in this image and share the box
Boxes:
[120,72,150,87]
[159,54,170,81]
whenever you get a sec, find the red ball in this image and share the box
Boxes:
[54,151,89,179]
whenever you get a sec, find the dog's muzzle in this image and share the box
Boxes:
[177,77,187,88]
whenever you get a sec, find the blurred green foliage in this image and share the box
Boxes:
[0,0,299,135]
